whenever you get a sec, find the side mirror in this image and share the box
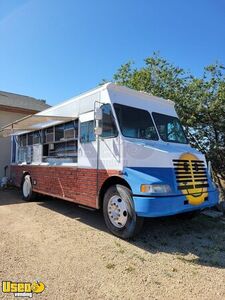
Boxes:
[207,160,212,177]
[94,126,102,136]
[94,107,103,136]
[95,107,103,121]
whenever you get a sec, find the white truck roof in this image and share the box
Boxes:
[0,83,175,137]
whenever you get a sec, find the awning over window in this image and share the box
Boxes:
[0,114,74,137]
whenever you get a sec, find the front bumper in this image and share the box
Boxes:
[133,190,219,217]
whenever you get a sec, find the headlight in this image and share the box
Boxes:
[140,184,171,193]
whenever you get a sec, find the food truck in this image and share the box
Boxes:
[0,83,219,238]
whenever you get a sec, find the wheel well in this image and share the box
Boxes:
[20,172,30,188]
[98,176,131,209]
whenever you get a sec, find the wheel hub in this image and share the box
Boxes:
[107,195,128,228]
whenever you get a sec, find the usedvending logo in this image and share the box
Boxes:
[2,280,45,298]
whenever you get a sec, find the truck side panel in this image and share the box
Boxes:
[11,165,119,208]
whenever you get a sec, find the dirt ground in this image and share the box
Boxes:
[0,189,225,300]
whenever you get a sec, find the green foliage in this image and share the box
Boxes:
[109,52,225,181]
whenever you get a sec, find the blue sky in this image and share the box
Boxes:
[0,0,224,105]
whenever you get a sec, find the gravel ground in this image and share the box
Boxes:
[0,189,225,300]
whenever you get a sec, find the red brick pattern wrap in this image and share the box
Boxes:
[10,165,119,208]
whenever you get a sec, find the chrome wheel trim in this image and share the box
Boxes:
[107,195,128,228]
[23,177,31,198]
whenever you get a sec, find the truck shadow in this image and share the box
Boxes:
[1,190,224,269]
[37,194,225,270]
[0,188,25,205]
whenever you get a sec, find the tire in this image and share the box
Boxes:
[103,184,144,239]
[22,175,36,201]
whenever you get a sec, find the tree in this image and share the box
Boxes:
[108,53,225,185]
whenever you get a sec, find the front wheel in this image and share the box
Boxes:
[103,184,144,239]
[22,175,36,201]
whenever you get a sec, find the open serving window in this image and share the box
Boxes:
[0,114,79,165]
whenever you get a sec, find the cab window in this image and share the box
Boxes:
[80,120,96,143]
[114,103,158,140]
[100,104,118,138]
[152,112,188,144]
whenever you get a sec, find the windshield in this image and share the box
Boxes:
[114,103,158,140]
[152,112,188,144]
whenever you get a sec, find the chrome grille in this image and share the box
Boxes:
[173,159,209,192]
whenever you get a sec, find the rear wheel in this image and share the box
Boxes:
[22,175,36,201]
[103,184,144,239]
